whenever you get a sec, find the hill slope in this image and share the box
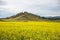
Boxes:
[0,12,60,22]
[0,12,47,22]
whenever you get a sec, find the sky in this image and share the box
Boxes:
[0,0,60,18]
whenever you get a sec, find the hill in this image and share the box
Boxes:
[0,12,60,22]
[0,12,47,22]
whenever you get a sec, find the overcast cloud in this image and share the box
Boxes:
[0,0,60,18]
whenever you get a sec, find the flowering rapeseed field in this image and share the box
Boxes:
[0,22,60,40]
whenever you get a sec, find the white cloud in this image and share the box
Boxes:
[0,0,6,5]
[0,0,60,17]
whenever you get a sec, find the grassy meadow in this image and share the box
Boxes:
[0,22,60,40]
